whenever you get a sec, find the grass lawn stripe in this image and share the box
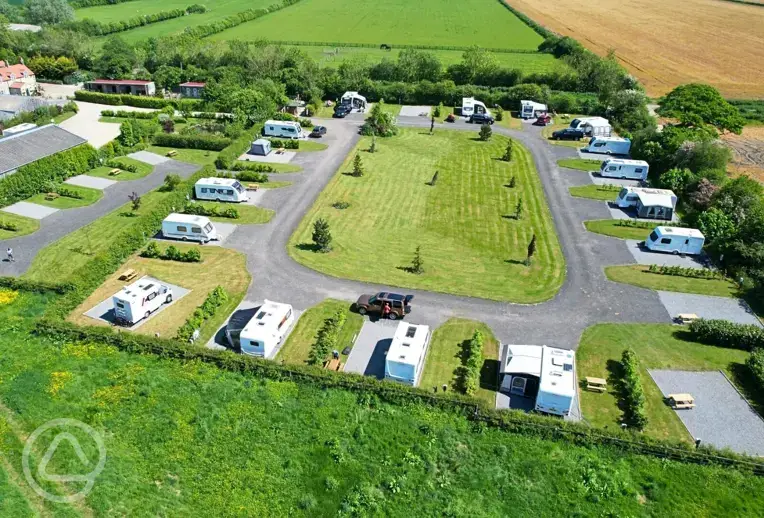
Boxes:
[605,265,740,298]
[86,157,153,181]
[584,219,652,241]
[557,158,603,171]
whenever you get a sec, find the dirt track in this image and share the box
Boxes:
[505,0,764,98]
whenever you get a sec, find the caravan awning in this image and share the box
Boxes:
[500,344,543,377]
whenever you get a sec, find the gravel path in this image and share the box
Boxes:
[1,201,59,220]
[658,291,762,326]
[59,101,156,148]
[625,240,709,268]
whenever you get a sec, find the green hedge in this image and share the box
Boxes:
[140,242,201,263]
[460,330,484,395]
[71,0,140,7]
[152,133,231,151]
[0,145,98,208]
[269,139,299,149]
[747,348,764,392]
[180,0,304,40]
[75,90,203,110]
[101,110,158,120]
[182,203,238,219]
[0,277,74,295]
[688,319,764,351]
[307,310,346,365]
[494,0,553,39]
[215,125,262,169]
[64,8,187,36]
[621,349,648,430]
[176,286,228,342]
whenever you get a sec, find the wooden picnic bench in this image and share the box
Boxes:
[166,150,178,157]
[676,313,699,325]
[585,376,607,393]
[109,168,121,176]
[275,147,286,155]
[323,358,343,372]
[246,183,260,192]
[118,269,137,282]
[44,192,59,201]
[667,393,696,410]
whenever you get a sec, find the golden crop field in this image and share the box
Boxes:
[505,0,764,98]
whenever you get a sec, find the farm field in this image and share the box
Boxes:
[605,265,741,299]
[289,129,565,303]
[503,0,764,98]
[209,0,544,50]
[2,296,764,515]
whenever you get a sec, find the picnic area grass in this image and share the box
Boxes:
[289,129,565,303]
[558,158,602,171]
[147,146,219,166]
[3,296,764,516]
[0,212,39,240]
[25,190,175,283]
[419,319,500,408]
[257,181,292,189]
[277,299,364,365]
[52,111,76,124]
[605,265,740,298]
[577,323,752,442]
[192,201,274,224]
[86,158,153,181]
[569,184,621,201]
[584,219,652,241]
[68,244,249,342]
[27,184,102,209]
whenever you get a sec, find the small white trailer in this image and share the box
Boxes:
[112,276,173,326]
[616,187,677,220]
[569,117,611,137]
[600,158,649,180]
[384,322,431,386]
[584,136,632,155]
[194,177,248,203]
[239,300,295,357]
[520,100,547,119]
[161,213,218,243]
[462,97,491,118]
[534,346,576,417]
[645,226,705,255]
[262,120,303,139]
[340,91,367,112]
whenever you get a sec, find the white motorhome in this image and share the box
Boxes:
[384,322,431,386]
[600,158,649,180]
[535,346,576,417]
[340,91,367,112]
[262,120,303,139]
[239,300,295,358]
[584,136,632,155]
[462,97,491,118]
[645,226,705,256]
[520,100,547,119]
[112,276,173,326]
[569,117,611,137]
[616,187,677,220]
[194,178,248,203]
[161,213,218,243]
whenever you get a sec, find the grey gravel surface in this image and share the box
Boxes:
[65,175,117,190]
[649,370,764,455]
[345,320,397,378]
[658,292,762,326]
[127,150,170,165]
[624,240,709,268]
[1,201,59,220]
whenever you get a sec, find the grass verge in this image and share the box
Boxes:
[146,146,219,166]
[605,265,740,298]
[297,140,328,152]
[558,158,602,171]
[569,184,621,201]
[86,158,153,181]
[27,184,103,209]
[0,213,40,240]
[192,201,274,224]
[584,219,651,240]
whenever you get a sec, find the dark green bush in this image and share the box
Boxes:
[308,310,346,365]
[646,264,723,280]
[76,91,202,110]
[55,186,84,200]
[140,242,201,263]
[176,286,228,342]
[152,133,231,151]
[140,242,161,259]
[182,203,239,220]
[215,126,262,169]
[688,319,764,351]
[269,138,300,149]
[0,277,74,294]
[620,349,648,430]
[101,110,158,120]
[64,9,187,36]
[106,159,139,173]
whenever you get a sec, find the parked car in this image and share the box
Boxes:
[333,104,352,118]
[551,128,585,141]
[468,113,494,125]
[533,114,552,126]
[309,125,327,138]
[355,292,414,320]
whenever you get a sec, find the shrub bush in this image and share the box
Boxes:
[140,241,161,259]
[269,138,300,149]
[0,221,18,232]
[299,118,314,128]
[215,126,262,169]
[332,201,350,209]
[101,110,158,120]
[457,330,483,395]
[182,203,239,220]
[75,91,202,110]
[747,348,764,392]
[646,264,724,280]
[687,319,764,351]
[231,162,276,173]
[152,133,231,151]
[55,186,84,200]
[176,286,228,342]
[308,310,346,365]
[106,159,139,173]
[620,349,648,430]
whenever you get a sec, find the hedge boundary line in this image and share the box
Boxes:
[260,39,540,55]
[65,8,189,36]
[0,277,74,294]
[70,0,140,7]
[180,0,304,41]
[215,125,262,169]
[74,90,203,110]
[494,0,554,39]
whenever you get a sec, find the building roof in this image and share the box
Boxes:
[0,125,87,176]
[0,62,34,83]
[538,346,576,398]
[605,158,648,166]
[655,226,704,239]
[387,322,430,367]
[0,97,63,121]
[89,79,154,86]
[9,82,24,89]
[500,344,543,377]
[180,82,206,87]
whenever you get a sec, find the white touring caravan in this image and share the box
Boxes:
[112,277,173,326]
[584,136,632,155]
[462,97,490,118]
[535,346,576,417]
[161,213,218,243]
[340,91,367,112]
[262,120,303,139]
[600,158,649,180]
[194,178,248,203]
[238,300,295,358]
[645,227,705,255]
[520,100,547,119]
[384,322,431,386]
[569,117,612,137]
[616,187,677,220]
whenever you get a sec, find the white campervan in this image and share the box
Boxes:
[569,117,611,137]
[262,120,303,139]
[600,158,649,180]
[535,346,576,417]
[112,276,173,326]
[194,178,248,203]
[462,97,490,117]
[161,213,218,243]
[584,136,631,155]
[384,322,431,386]
[239,300,295,358]
[340,91,367,112]
[520,100,547,119]
[645,227,705,256]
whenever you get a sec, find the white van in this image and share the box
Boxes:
[161,213,218,243]
[645,226,705,255]
[262,120,303,139]
[239,300,295,358]
[600,158,649,180]
[194,178,248,203]
[112,277,173,326]
[463,97,491,117]
[520,100,546,119]
[584,136,631,156]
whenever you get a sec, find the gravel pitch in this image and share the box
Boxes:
[128,151,171,165]
[658,291,762,326]
[624,239,709,268]
[1,201,59,220]
[648,369,764,456]
[345,320,397,379]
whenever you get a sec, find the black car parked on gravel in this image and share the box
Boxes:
[551,128,585,141]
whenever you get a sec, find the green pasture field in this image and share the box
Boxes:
[289,129,565,303]
[605,265,741,299]
[569,184,621,201]
[208,0,543,50]
[27,184,103,209]
[0,212,39,240]
[2,296,764,515]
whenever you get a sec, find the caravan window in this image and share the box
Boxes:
[607,166,617,171]
[201,188,207,193]
[225,189,234,195]
[595,142,606,148]
[176,225,187,232]
[660,238,671,244]
[147,292,156,301]
[233,181,244,192]
[116,301,124,308]
[204,223,213,232]
[649,231,659,241]
[635,168,644,173]
[192,227,202,234]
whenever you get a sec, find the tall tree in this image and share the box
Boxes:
[25,0,74,25]
[659,84,745,134]
[95,36,136,79]
[312,218,332,253]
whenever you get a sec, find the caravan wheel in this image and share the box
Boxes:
[672,250,680,255]
[144,311,151,319]
[165,294,173,304]
[182,236,188,241]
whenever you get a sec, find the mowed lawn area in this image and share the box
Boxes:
[87,158,153,181]
[577,324,751,442]
[0,212,39,240]
[584,219,653,241]
[209,0,544,50]
[569,184,621,201]
[605,265,741,298]
[27,184,103,209]
[289,129,565,302]
[558,158,602,171]
[192,201,274,224]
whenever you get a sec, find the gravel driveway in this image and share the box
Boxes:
[344,320,397,378]
[624,240,709,268]
[1,201,59,220]
[658,291,762,326]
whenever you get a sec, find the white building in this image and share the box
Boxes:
[384,322,431,386]
[239,300,295,358]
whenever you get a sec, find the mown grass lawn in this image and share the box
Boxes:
[558,158,603,171]
[419,319,499,408]
[584,219,652,240]
[147,146,219,166]
[192,201,274,224]
[605,265,740,298]
[67,244,249,342]
[289,129,564,302]
[86,158,153,181]
[298,140,328,152]
[258,181,292,189]
[2,297,764,516]
[277,299,364,365]
[0,212,40,240]
[569,184,621,201]
[577,323,751,442]
[27,184,103,209]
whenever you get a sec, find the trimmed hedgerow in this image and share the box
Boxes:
[152,133,231,151]
[620,349,648,430]
[176,286,228,342]
[140,242,201,263]
[76,90,203,110]
[64,8,188,37]
[215,125,262,169]
[182,203,239,220]
[0,277,74,295]
[457,330,483,395]
[269,139,299,149]
[307,310,346,366]
[101,110,159,120]
[688,319,764,351]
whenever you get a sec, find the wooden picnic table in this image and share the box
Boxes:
[166,150,178,157]
[676,313,699,324]
[45,192,60,201]
[323,358,343,372]
[109,168,121,176]
[667,393,695,409]
[119,269,137,282]
[585,376,607,392]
